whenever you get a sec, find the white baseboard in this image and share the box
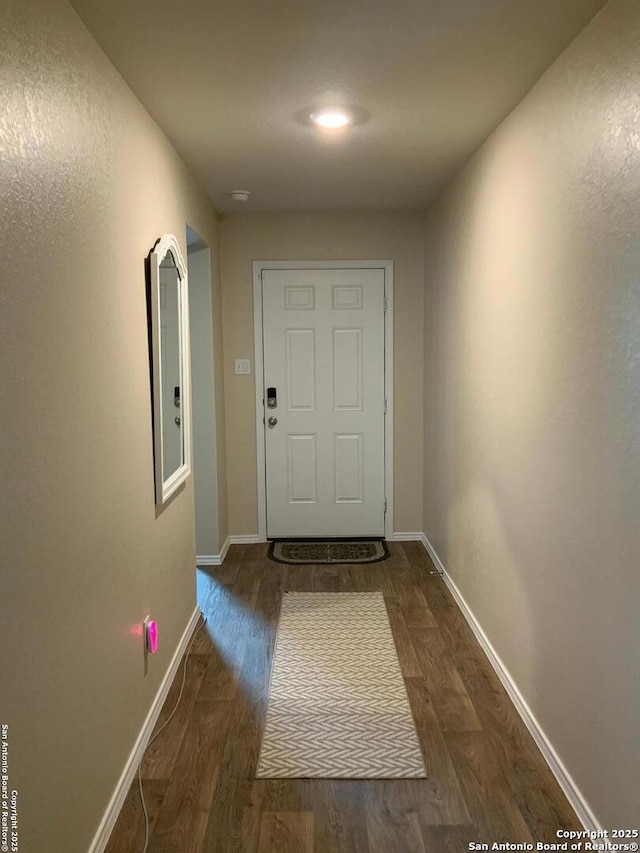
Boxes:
[196,535,231,566]
[419,533,601,832]
[419,532,445,569]
[197,535,263,566]
[88,605,202,853]
[226,534,418,544]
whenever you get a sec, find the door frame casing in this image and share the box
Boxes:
[252,260,394,541]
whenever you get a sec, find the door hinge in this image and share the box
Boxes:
[383,399,387,414]
[384,497,387,514]
[383,296,387,313]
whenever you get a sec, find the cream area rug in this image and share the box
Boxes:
[256,592,427,778]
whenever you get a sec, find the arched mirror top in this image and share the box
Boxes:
[151,233,187,280]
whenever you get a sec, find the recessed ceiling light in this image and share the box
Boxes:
[310,109,352,129]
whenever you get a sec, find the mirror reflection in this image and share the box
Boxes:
[159,250,183,479]
[149,233,191,505]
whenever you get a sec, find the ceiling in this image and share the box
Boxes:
[69,0,605,213]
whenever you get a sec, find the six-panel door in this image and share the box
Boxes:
[262,268,386,537]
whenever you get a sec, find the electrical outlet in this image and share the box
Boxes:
[143,616,158,655]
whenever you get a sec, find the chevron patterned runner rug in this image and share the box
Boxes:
[256,592,427,778]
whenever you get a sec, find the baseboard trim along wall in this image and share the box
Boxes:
[196,535,231,566]
[196,535,263,566]
[88,605,202,853]
[197,535,421,564]
[418,533,602,833]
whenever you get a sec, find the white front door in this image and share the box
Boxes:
[262,268,386,538]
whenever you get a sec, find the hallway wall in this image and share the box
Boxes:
[422,0,639,826]
[0,1,225,850]
[189,244,226,557]
[219,211,425,537]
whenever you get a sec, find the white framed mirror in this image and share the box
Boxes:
[148,234,191,504]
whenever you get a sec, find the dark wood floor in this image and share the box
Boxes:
[105,542,581,852]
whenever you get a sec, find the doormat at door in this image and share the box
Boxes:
[269,539,389,565]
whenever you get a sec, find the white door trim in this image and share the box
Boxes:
[253,260,394,542]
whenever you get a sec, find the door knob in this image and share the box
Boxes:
[268,416,278,427]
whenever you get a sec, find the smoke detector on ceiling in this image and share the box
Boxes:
[228,189,251,203]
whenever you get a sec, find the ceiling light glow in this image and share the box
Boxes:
[311,110,351,129]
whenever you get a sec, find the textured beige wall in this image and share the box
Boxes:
[423,0,640,826]
[212,244,229,547]
[190,247,215,552]
[219,211,425,536]
[0,1,225,850]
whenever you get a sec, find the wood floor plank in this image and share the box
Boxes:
[355,561,396,593]
[233,563,264,604]
[255,779,314,812]
[393,584,438,629]
[286,563,314,591]
[148,700,231,852]
[244,569,282,714]
[201,570,276,852]
[363,783,427,853]
[336,564,369,591]
[385,557,424,588]
[435,620,497,677]
[410,628,482,732]
[201,693,261,852]
[421,824,479,853]
[311,780,370,853]
[404,677,472,826]
[399,541,441,576]
[141,654,209,779]
[458,667,582,840]
[383,541,412,570]
[418,577,466,628]
[104,779,167,853]
[251,559,286,631]
[196,645,241,702]
[242,543,272,562]
[192,568,255,656]
[384,594,423,676]
[258,812,314,853]
[312,564,340,591]
[240,783,267,853]
[444,730,534,843]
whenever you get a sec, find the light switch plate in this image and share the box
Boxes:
[234,358,251,375]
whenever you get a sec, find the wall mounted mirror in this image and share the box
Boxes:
[148,234,191,504]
